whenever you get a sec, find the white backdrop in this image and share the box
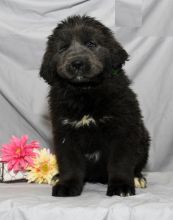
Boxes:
[0,0,173,172]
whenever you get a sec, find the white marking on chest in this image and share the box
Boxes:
[85,151,101,162]
[62,115,96,128]
[62,138,66,144]
[99,116,113,123]
[61,115,113,128]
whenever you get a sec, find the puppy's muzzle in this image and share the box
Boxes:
[68,58,90,83]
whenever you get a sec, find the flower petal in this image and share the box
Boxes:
[20,135,28,146]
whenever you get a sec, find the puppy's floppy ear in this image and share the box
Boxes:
[39,46,57,85]
[110,41,129,69]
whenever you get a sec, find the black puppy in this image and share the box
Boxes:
[40,15,150,197]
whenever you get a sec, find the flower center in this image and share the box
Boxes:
[41,163,49,174]
[15,147,21,154]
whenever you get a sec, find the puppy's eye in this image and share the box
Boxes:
[85,41,97,49]
[58,45,68,53]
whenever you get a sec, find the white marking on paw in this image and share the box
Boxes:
[126,192,131,196]
[51,175,59,186]
[134,177,147,188]
[120,192,125,197]
[85,151,100,162]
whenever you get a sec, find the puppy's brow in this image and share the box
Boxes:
[76,28,97,41]
[57,31,72,43]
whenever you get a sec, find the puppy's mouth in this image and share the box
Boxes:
[71,75,90,84]
[69,72,104,87]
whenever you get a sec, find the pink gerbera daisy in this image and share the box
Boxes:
[0,135,40,172]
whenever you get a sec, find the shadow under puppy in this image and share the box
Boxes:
[39,15,150,197]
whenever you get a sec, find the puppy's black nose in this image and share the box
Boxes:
[71,60,84,70]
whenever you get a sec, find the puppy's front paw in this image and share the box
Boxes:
[107,183,135,197]
[52,182,82,197]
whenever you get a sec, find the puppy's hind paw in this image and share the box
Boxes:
[134,177,147,188]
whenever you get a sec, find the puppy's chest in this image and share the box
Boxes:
[60,114,110,159]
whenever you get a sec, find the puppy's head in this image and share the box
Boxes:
[40,15,128,86]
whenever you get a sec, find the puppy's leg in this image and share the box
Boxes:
[107,142,135,197]
[52,136,85,197]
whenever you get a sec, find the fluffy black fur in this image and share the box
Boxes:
[39,15,150,197]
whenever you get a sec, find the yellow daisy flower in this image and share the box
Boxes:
[26,148,58,184]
